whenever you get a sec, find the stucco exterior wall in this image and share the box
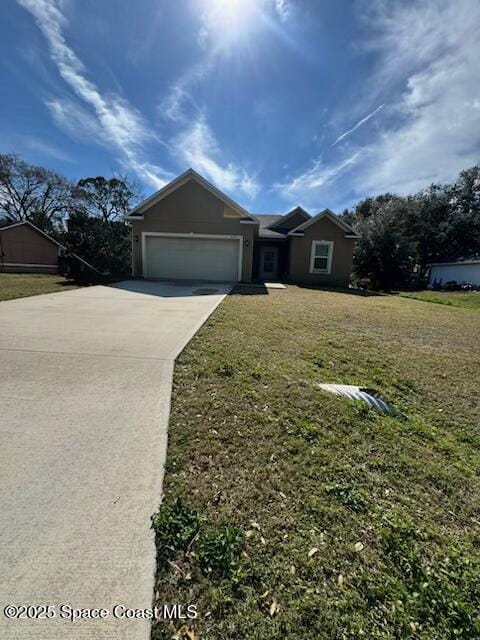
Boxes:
[288,217,356,287]
[131,180,256,282]
[0,224,59,273]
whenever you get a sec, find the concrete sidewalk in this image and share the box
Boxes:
[0,281,230,639]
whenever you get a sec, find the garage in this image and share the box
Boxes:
[143,234,242,282]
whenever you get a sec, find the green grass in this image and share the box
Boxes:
[399,290,480,310]
[0,273,80,301]
[152,286,480,640]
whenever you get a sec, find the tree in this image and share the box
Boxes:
[73,175,142,222]
[63,175,140,277]
[345,165,480,290]
[447,166,480,259]
[0,153,73,231]
[62,209,131,277]
[352,199,414,290]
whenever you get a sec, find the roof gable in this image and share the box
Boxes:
[289,208,361,238]
[0,220,64,247]
[126,169,258,222]
[268,206,310,230]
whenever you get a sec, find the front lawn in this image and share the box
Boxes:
[0,273,80,301]
[399,289,480,310]
[152,286,480,640]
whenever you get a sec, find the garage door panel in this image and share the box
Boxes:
[145,235,240,282]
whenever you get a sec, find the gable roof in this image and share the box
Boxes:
[289,208,361,238]
[0,220,65,247]
[268,206,310,230]
[0,220,104,274]
[125,168,258,222]
[251,214,286,238]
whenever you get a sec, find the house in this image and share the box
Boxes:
[429,259,480,288]
[126,169,360,286]
[0,220,65,274]
[0,219,101,278]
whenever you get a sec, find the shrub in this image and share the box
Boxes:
[152,498,201,562]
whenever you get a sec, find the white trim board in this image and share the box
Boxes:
[309,240,334,274]
[0,220,64,247]
[289,209,361,238]
[127,169,258,222]
[141,232,244,281]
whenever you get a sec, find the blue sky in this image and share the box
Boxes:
[1,0,479,213]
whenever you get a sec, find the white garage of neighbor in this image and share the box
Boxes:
[428,260,480,287]
[142,233,243,282]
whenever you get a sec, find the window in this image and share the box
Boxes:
[310,241,333,274]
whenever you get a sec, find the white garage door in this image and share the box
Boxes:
[144,234,241,282]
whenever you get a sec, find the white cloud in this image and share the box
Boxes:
[272,0,290,21]
[158,61,210,123]
[275,152,361,202]
[18,0,171,189]
[171,115,259,200]
[278,0,480,207]
[333,104,384,146]
[355,0,480,195]
[47,97,103,141]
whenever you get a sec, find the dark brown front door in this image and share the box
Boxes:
[260,246,278,280]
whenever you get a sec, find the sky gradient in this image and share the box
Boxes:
[1,0,479,213]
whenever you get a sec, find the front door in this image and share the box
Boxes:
[260,246,279,280]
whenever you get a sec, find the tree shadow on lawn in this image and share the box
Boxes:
[295,283,384,297]
[230,284,269,296]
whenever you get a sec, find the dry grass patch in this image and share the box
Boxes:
[152,286,480,640]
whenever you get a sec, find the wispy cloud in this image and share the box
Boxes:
[20,135,72,162]
[354,0,480,196]
[333,104,384,145]
[170,115,259,200]
[18,0,171,188]
[277,0,480,209]
[158,60,211,124]
[275,152,361,202]
[272,0,290,22]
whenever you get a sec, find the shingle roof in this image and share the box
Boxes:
[252,214,288,239]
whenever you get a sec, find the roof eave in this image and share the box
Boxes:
[268,206,311,231]
[126,168,257,222]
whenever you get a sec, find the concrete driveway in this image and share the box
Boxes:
[0,280,230,640]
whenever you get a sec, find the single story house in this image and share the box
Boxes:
[429,259,480,287]
[127,169,360,286]
[0,220,101,278]
[0,220,65,274]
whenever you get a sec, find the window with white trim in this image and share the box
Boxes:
[310,240,333,274]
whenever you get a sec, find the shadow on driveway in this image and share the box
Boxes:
[107,279,232,298]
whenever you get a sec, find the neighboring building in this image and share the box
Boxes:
[0,221,64,274]
[127,169,360,286]
[429,260,480,287]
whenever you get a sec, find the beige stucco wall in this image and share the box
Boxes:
[131,180,256,282]
[0,224,59,273]
[289,216,356,287]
